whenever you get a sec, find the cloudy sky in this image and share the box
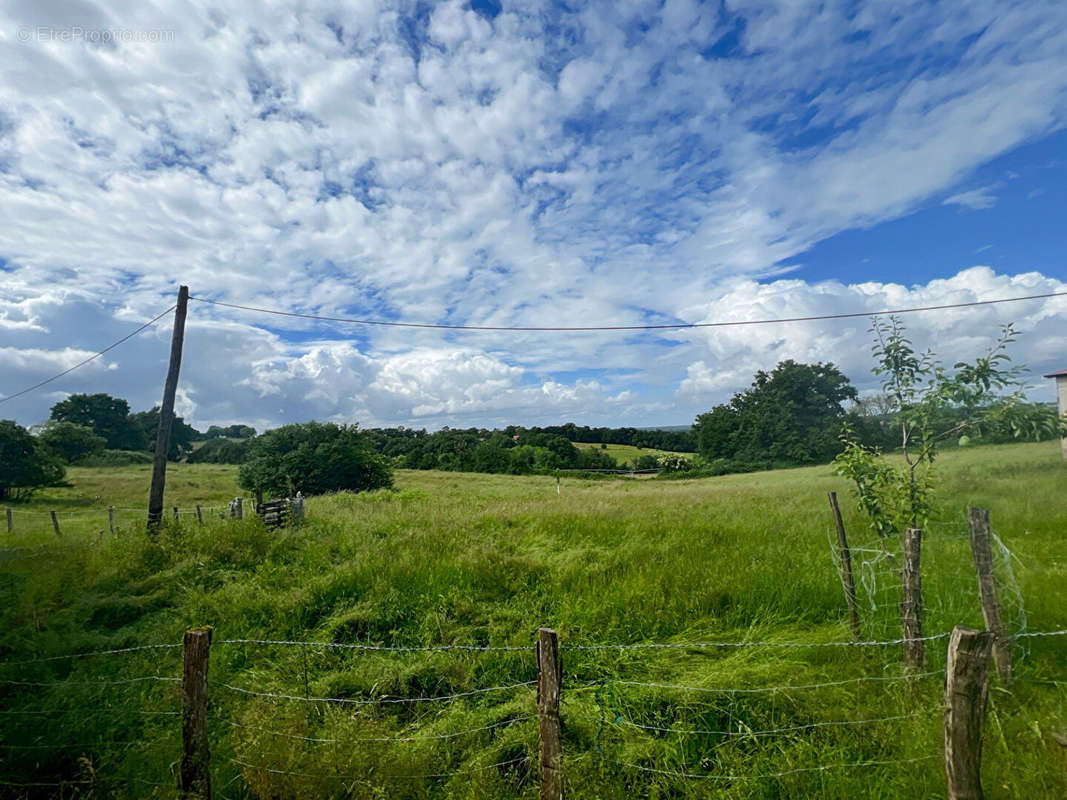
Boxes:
[1,0,1066,432]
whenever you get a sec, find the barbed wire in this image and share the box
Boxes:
[563,632,952,651]
[219,715,533,743]
[615,753,940,780]
[211,679,536,705]
[217,638,531,652]
[1,643,181,666]
[1,676,179,687]
[613,710,928,738]
[229,754,531,780]
[612,670,942,695]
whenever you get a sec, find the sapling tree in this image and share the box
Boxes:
[834,316,1057,538]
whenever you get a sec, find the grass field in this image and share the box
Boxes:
[575,442,694,466]
[1,442,1065,798]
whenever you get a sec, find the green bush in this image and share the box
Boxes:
[187,438,249,464]
[35,420,106,464]
[0,419,67,499]
[238,422,393,497]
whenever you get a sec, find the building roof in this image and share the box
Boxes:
[1044,368,1067,378]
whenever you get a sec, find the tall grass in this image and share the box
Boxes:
[1,442,1065,798]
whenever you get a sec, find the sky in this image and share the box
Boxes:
[1,0,1066,433]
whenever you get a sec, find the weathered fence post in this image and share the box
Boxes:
[50,511,61,537]
[537,627,563,800]
[292,493,304,525]
[901,528,924,669]
[5,507,11,533]
[828,491,861,638]
[236,498,243,521]
[967,507,1011,684]
[196,505,203,526]
[108,506,116,536]
[173,507,180,522]
[944,626,994,800]
[181,626,213,799]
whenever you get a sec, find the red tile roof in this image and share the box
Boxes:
[1044,368,1067,378]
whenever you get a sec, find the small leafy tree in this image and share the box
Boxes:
[834,316,1050,537]
[35,420,106,464]
[239,422,392,497]
[0,420,67,500]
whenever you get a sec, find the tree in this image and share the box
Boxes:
[0,420,67,500]
[50,393,147,451]
[35,421,106,464]
[186,437,249,464]
[130,407,199,460]
[695,360,858,465]
[239,422,393,497]
[833,316,1057,537]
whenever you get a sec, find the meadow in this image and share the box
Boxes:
[573,442,694,466]
[1,442,1065,798]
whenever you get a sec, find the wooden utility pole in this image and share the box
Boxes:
[181,626,213,799]
[537,627,563,800]
[828,491,861,638]
[944,626,994,800]
[901,528,924,669]
[967,507,1011,683]
[148,285,189,532]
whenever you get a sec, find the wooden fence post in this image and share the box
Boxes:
[173,507,180,522]
[901,528,924,669]
[537,627,563,800]
[196,505,203,526]
[5,507,11,533]
[50,511,61,537]
[967,507,1011,684]
[181,626,213,799]
[108,506,115,536]
[236,498,243,521]
[828,491,861,638]
[944,625,994,800]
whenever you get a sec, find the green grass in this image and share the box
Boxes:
[576,442,694,466]
[1,442,1065,798]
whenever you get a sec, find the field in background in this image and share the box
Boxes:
[575,442,694,466]
[1,442,1065,797]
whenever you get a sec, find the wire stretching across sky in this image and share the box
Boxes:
[189,290,1067,332]
[0,305,176,406]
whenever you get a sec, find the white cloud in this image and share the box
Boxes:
[944,186,998,210]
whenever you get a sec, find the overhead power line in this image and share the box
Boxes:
[189,290,1067,332]
[0,305,176,406]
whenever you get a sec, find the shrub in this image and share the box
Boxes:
[0,419,67,499]
[239,423,393,497]
[36,420,106,464]
[187,438,249,464]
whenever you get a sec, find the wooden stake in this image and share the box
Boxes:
[173,506,180,522]
[181,627,213,799]
[828,491,861,638]
[108,506,115,536]
[236,498,243,520]
[147,285,189,533]
[5,507,11,533]
[944,626,994,800]
[901,528,924,669]
[537,627,563,800]
[50,510,61,537]
[196,505,203,526]
[967,507,1011,683]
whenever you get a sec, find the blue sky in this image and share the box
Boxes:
[1,0,1066,431]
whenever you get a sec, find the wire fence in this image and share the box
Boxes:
[2,627,1064,795]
